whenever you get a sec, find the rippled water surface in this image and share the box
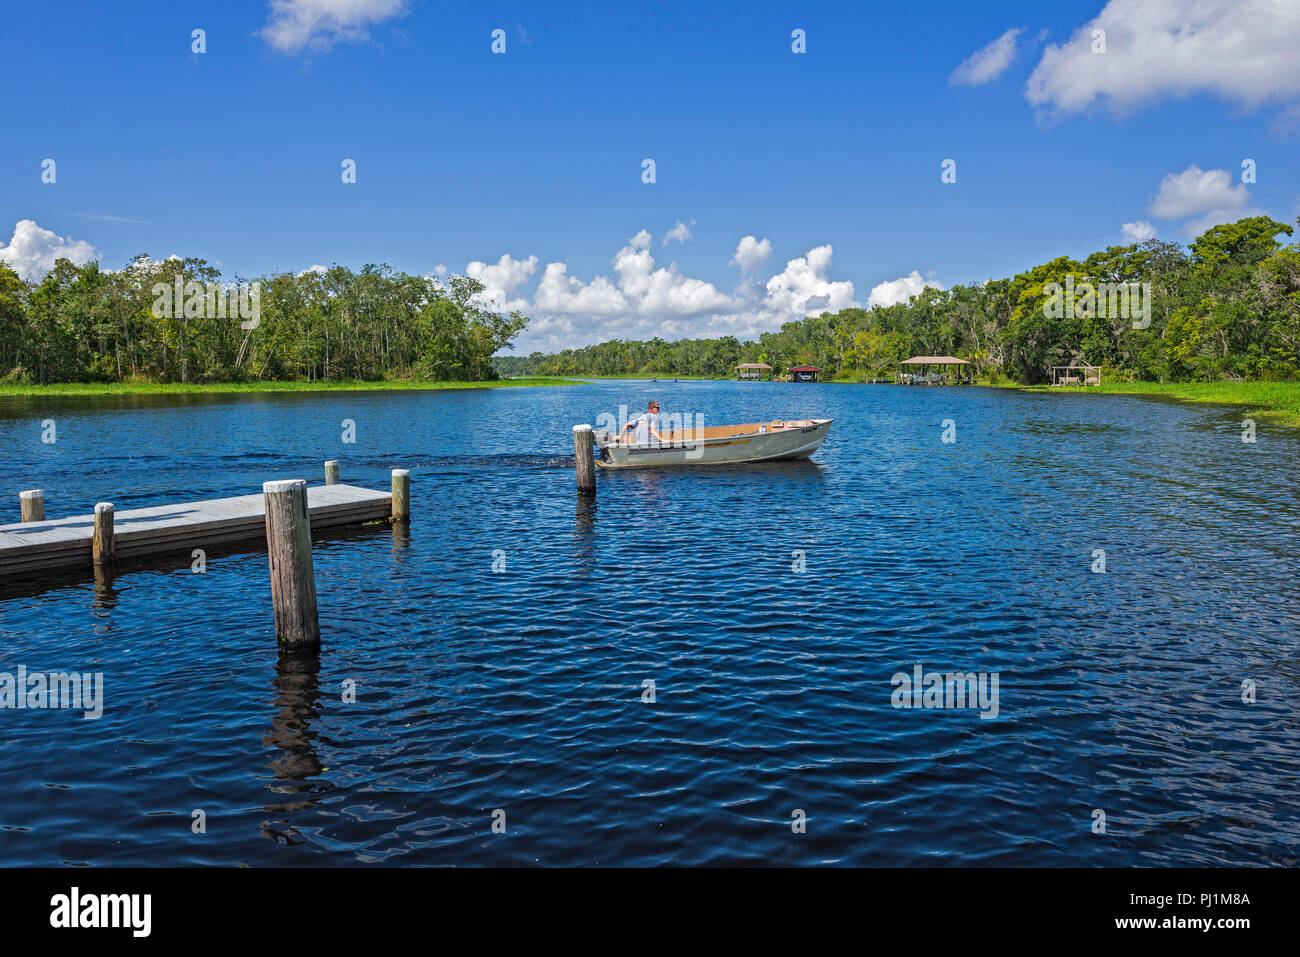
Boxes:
[1,380,1298,866]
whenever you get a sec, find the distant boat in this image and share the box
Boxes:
[595,419,832,468]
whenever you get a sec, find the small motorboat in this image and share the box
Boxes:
[594,418,832,468]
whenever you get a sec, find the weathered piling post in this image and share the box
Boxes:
[92,503,115,567]
[324,460,339,485]
[573,424,596,497]
[19,490,44,523]
[391,469,410,522]
[263,479,320,651]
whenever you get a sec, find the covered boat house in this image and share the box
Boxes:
[737,362,773,380]
[788,365,822,383]
[1050,364,1102,386]
[897,356,971,385]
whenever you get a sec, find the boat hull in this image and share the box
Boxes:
[596,418,832,468]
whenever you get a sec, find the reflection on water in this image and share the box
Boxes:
[262,652,327,811]
[1,380,1299,865]
[91,566,119,615]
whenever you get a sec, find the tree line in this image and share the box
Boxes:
[495,216,1300,384]
[0,256,528,384]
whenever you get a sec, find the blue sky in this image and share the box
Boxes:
[2,0,1298,352]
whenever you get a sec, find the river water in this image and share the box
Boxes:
[1,380,1297,865]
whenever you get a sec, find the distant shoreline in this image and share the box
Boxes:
[0,377,581,398]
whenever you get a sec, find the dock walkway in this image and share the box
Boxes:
[0,483,392,579]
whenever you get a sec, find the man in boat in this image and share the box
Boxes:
[625,401,665,445]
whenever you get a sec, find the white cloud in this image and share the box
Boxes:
[466,253,538,313]
[78,213,149,224]
[1149,165,1247,219]
[1147,165,1262,236]
[759,246,856,317]
[611,242,733,317]
[1183,206,1266,238]
[1120,220,1157,244]
[663,219,694,245]
[299,264,329,276]
[433,263,447,276]
[950,28,1023,86]
[730,235,773,273]
[102,253,181,277]
[261,0,409,53]
[0,220,98,281]
[534,263,629,317]
[867,270,944,308]
[1026,0,1300,116]
[498,234,856,352]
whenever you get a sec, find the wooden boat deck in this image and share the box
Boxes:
[0,483,392,579]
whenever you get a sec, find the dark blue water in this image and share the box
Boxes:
[1,380,1298,866]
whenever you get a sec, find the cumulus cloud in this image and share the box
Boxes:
[950,28,1023,86]
[1148,165,1247,219]
[466,253,539,313]
[494,233,856,352]
[299,264,329,276]
[759,246,856,317]
[730,235,773,273]
[261,0,409,53]
[534,263,629,317]
[0,220,98,281]
[867,270,944,309]
[532,234,733,328]
[1026,0,1300,117]
[1147,165,1262,236]
[663,219,694,245]
[1120,221,1158,244]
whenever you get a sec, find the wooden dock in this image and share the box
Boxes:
[0,483,393,580]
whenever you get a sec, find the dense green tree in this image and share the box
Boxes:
[496,217,1300,385]
[0,257,528,385]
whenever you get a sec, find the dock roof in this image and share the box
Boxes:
[899,356,969,365]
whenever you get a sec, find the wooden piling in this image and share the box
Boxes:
[19,490,44,523]
[324,460,339,485]
[573,425,596,496]
[92,502,115,567]
[263,479,320,651]
[391,469,410,522]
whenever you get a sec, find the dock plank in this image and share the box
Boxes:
[0,483,392,578]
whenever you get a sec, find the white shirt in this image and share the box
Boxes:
[633,412,660,444]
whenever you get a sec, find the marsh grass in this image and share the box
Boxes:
[1013,380,1300,427]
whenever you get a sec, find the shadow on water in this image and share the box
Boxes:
[0,388,452,421]
[260,650,330,845]
[0,521,394,602]
[90,566,120,616]
[597,455,829,485]
[572,497,597,570]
